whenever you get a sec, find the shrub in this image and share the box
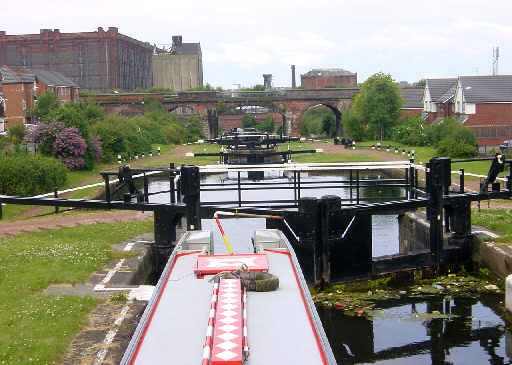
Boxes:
[8,124,26,144]
[437,137,477,158]
[390,116,428,146]
[0,154,66,196]
[426,117,476,147]
[24,120,90,171]
[242,114,257,128]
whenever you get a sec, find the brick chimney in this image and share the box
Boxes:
[172,35,183,47]
[291,65,296,88]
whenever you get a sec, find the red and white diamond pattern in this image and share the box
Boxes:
[211,279,242,365]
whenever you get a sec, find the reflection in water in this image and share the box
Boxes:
[318,293,510,364]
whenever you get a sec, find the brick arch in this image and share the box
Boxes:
[284,99,350,136]
[217,100,286,134]
[299,102,343,136]
[166,103,208,118]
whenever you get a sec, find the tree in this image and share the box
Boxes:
[29,91,59,119]
[341,108,369,141]
[321,114,335,136]
[242,114,257,128]
[352,72,403,140]
[255,114,274,133]
[412,79,426,88]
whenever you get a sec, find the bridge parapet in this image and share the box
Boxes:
[284,88,359,100]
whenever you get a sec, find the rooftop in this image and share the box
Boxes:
[400,88,424,108]
[22,68,79,87]
[426,78,457,103]
[459,75,512,103]
[301,68,356,77]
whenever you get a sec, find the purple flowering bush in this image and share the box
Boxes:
[89,134,104,162]
[24,119,103,171]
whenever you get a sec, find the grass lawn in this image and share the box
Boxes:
[357,141,501,180]
[0,220,153,364]
[472,209,512,244]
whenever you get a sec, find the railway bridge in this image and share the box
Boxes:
[85,88,358,138]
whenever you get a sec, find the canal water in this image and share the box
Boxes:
[148,171,510,364]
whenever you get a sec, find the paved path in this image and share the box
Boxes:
[0,211,152,238]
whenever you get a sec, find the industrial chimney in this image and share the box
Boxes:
[291,65,296,88]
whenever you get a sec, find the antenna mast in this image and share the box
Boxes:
[493,46,500,75]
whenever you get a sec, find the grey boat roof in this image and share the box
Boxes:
[124,231,333,364]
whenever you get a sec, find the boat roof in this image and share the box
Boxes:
[122,230,334,364]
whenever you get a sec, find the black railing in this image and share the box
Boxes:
[1,157,511,285]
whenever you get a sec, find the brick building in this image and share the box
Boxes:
[0,65,37,129]
[453,75,512,149]
[300,68,357,89]
[0,65,79,131]
[152,35,203,92]
[423,78,457,123]
[0,27,153,93]
[422,75,512,150]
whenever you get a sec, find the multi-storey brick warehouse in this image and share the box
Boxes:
[0,27,154,92]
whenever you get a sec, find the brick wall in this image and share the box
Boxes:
[301,75,357,88]
[400,108,422,119]
[1,82,35,128]
[463,103,512,146]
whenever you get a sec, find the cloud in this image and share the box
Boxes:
[348,17,512,59]
[204,32,338,69]
[203,43,273,68]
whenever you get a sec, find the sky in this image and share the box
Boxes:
[3,0,512,89]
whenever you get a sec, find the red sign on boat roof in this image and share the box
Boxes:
[194,254,269,275]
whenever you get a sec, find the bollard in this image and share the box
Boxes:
[142,152,145,159]
[387,146,390,152]
[506,275,512,312]
[158,146,161,156]
[118,155,122,164]
[402,150,405,155]
[149,151,153,157]
[54,187,59,214]
[372,145,375,150]
[459,168,465,193]
[352,141,356,150]
[135,153,139,160]
[395,147,398,154]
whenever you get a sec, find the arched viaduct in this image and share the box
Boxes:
[91,88,359,138]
